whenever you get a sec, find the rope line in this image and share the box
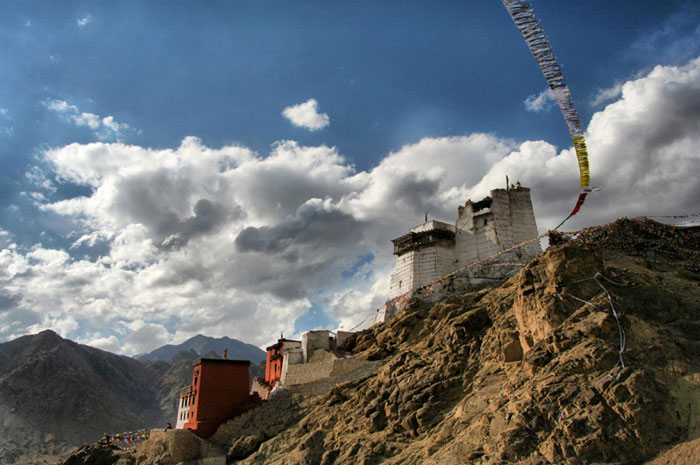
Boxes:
[557,272,627,422]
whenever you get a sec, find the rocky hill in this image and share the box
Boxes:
[0,330,171,464]
[0,331,268,465]
[102,217,699,465]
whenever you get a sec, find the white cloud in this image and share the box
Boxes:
[524,88,555,112]
[44,99,130,140]
[2,57,699,354]
[76,15,92,27]
[282,98,330,131]
[80,334,121,353]
[46,100,78,113]
[102,116,129,135]
[73,112,100,129]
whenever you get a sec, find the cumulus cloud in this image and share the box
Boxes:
[80,334,121,353]
[45,99,130,140]
[2,57,699,354]
[282,99,330,131]
[524,88,555,112]
[465,57,700,229]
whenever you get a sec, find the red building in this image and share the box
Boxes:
[179,358,251,437]
[264,338,301,386]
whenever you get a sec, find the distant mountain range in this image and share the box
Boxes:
[0,331,265,465]
[134,334,266,364]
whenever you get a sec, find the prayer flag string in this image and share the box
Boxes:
[501,0,594,229]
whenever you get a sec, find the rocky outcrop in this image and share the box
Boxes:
[210,218,700,464]
[62,444,134,465]
[65,218,700,465]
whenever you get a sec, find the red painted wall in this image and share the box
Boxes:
[265,345,283,385]
[183,358,250,437]
[264,339,291,386]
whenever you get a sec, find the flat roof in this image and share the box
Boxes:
[194,358,250,366]
[266,338,302,350]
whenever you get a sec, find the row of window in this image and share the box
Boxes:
[180,394,195,408]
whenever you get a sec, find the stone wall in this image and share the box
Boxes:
[280,346,303,385]
[335,331,354,348]
[250,378,271,401]
[284,359,383,395]
[282,359,334,386]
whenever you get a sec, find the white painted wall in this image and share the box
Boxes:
[175,390,193,429]
[389,244,455,296]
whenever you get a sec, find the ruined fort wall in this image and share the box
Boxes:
[507,187,541,258]
[455,187,540,267]
[456,210,503,266]
[491,189,515,249]
[455,207,478,269]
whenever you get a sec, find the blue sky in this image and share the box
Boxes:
[1,1,699,354]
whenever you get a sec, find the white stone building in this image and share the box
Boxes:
[387,184,540,302]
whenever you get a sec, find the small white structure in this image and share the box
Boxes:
[385,184,540,312]
[389,220,457,297]
[274,329,381,395]
[302,330,331,363]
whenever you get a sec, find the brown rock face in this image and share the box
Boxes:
[71,218,700,465]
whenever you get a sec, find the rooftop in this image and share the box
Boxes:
[194,358,250,366]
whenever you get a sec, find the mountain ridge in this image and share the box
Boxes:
[0,330,173,464]
[134,334,265,364]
